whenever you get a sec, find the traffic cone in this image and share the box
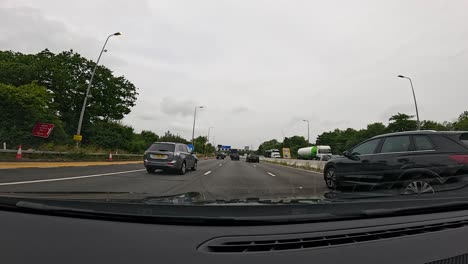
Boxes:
[108,152,113,161]
[16,145,22,160]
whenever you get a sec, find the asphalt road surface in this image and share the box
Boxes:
[0,159,327,200]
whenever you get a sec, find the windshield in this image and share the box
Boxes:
[1,1,468,223]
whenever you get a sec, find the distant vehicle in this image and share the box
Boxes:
[271,152,281,158]
[144,142,197,175]
[229,149,240,160]
[246,154,260,163]
[230,153,240,160]
[265,149,281,158]
[216,152,226,159]
[323,131,468,193]
[298,145,332,160]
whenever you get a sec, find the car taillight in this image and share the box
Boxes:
[450,155,468,164]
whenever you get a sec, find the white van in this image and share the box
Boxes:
[271,152,281,158]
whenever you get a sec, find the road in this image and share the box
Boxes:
[0,159,327,200]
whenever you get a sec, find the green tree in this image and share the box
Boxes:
[420,120,449,131]
[86,120,135,151]
[0,82,67,147]
[453,111,468,131]
[159,131,189,144]
[386,113,417,132]
[0,49,138,136]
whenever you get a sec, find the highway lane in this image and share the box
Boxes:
[0,159,328,200]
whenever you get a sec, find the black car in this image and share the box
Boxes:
[216,153,226,159]
[324,131,468,194]
[230,153,240,160]
[144,142,197,175]
[246,154,260,163]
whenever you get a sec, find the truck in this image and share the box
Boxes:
[265,149,281,158]
[297,145,332,160]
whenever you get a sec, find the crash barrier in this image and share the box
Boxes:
[261,157,326,172]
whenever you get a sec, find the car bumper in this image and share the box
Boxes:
[144,159,181,169]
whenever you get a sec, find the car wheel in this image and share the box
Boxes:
[324,167,337,189]
[192,161,197,171]
[146,167,155,174]
[402,178,435,195]
[178,161,186,175]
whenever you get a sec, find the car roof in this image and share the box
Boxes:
[370,130,468,139]
[151,142,179,145]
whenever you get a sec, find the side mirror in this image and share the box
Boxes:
[342,150,350,157]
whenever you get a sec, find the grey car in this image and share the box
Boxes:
[144,142,198,175]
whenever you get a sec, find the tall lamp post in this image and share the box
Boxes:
[192,106,205,147]
[302,119,310,146]
[75,32,122,146]
[205,126,214,155]
[397,75,421,130]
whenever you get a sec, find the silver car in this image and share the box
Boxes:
[144,142,198,175]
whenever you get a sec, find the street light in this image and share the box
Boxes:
[75,32,122,146]
[192,106,205,147]
[302,119,310,146]
[207,127,214,145]
[397,75,421,130]
[205,126,214,155]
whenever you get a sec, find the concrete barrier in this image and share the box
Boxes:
[261,157,326,172]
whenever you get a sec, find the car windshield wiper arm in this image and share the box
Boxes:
[362,201,468,217]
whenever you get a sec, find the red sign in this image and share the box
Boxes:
[32,123,55,138]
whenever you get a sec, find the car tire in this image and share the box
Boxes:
[146,167,155,174]
[192,161,197,171]
[401,177,436,195]
[324,167,338,190]
[178,161,186,175]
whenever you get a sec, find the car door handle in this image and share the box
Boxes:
[398,158,410,163]
[361,159,370,163]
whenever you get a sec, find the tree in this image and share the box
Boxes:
[387,113,417,132]
[453,111,468,131]
[420,120,449,131]
[86,120,135,150]
[159,131,189,144]
[0,82,67,147]
[0,49,138,136]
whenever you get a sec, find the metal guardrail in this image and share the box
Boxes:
[0,149,143,157]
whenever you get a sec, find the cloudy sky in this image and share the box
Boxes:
[2,0,468,149]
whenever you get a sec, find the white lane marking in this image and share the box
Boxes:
[267,172,276,177]
[219,164,222,166]
[253,165,257,168]
[0,169,146,186]
[204,171,212,175]
[299,186,303,189]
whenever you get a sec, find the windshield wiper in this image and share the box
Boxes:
[362,201,468,217]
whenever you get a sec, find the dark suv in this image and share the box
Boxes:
[144,142,197,175]
[324,131,468,194]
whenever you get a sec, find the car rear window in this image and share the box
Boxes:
[460,133,468,147]
[147,143,175,152]
[413,135,435,150]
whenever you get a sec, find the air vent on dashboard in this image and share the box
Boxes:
[199,219,468,253]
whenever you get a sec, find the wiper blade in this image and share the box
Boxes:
[362,201,468,217]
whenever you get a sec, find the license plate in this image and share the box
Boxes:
[150,154,167,159]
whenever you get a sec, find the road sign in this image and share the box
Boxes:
[73,135,83,141]
[187,144,194,152]
[282,148,291,159]
[32,123,55,138]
